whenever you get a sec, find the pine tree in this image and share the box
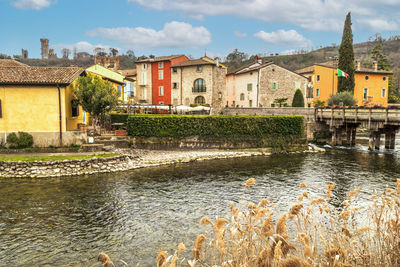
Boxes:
[338,12,355,93]
[292,89,305,107]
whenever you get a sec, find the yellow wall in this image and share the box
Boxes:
[313,65,338,105]
[0,86,67,133]
[313,65,389,107]
[354,73,388,107]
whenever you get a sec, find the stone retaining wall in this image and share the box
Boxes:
[0,155,136,178]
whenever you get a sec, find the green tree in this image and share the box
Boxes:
[370,44,391,70]
[291,89,305,107]
[328,91,356,106]
[338,12,355,93]
[73,75,119,131]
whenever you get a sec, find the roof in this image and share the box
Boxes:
[296,61,392,75]
[0,59,28,67]
[120,69,137,77]
[86,64,125,84]
[170,57,227,68]
[136,55,186,63]
[0,66,84,85]
[235,62,273,75]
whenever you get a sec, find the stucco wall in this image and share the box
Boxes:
[136,62,153,104]
[230,71,259,108]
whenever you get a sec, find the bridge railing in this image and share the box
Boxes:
[315,107,400,123]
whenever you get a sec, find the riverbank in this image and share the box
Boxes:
[0,146,317,178]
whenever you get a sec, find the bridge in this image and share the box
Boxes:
[224,107,400,150]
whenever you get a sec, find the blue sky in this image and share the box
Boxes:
[1,0,399,59]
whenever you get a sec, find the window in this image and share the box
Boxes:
[158,62,163,68]
[71,99,79,117]
[232,101,236,107]
[141,72,147,84]
[195,96,205,104]
[247,83,253,91]
[0,99,2,118]
[295,82,300,90]
[159,86,164,96]
[197,66,202,72]
[271,82,278,90]
[240,93,245,101]
[159,101,164,105]
[316,88,320,97]
[316,75,320,81]
[383,76,387,81]
[158,70,164,80]
[365,75,369,80]
[193,78,206,92]
[142,64,147,70]
[363,88,368,100]
[117,86,122,97]
[382,88,386,98]
[172,82,178,89]
[307,87,313,98]
[249,100,253,107]
[172,67,177,73]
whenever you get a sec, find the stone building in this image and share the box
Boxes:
[227,59,308,107]
[135,57,154,104]
[170,56,227,114]
[40,39,49,60]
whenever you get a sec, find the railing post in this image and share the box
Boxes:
[355,107,358,123]
[368,108,372,130]
[385,107,389,124]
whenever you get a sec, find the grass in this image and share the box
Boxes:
[151,179,400,267]
[0,153,120,162]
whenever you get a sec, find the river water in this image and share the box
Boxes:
[1,144,399,266]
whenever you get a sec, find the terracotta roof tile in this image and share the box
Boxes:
[0,59,29,67]
[120,69,137,76]
[170,59,214,67]
[136,55,186,63]
[0,66,84,85]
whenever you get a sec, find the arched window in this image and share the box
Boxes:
[193,78,206,92]
[195,96,205,104]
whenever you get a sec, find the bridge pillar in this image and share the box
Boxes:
[336,128,343,146]
[374,132,381,150]
[384,129,396,149]
[369,133,375,151]
[351,128,356,146]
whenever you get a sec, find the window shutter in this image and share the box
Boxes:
[276,83,279,90]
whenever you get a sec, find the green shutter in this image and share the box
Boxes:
[247,83,252,91]
[276,82,279,90]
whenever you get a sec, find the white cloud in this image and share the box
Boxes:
[128,0,400,32]
[86,21,211,49]
[52,41,118,55]
[254,29,312,48]
[234,31,247,38]
[357,18,399,31]
[11,0,53,10]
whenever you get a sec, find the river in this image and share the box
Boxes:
[0,144,399,266]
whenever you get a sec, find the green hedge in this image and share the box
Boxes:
[110,113,129,124]
[127,115,304,144]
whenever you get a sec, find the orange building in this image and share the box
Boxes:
[297,61,391,107]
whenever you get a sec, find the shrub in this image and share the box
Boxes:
[291,89,305,107]
[6,132,34,148]
[328,91,356,106]
[110,113,129,124]
[127,115,305,149]
[313,100,325,107]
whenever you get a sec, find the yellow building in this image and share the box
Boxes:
[86,64,125,102]
[297,61,391,107]
[0,65,87,147]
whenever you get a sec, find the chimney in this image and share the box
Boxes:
[373,61,378,71]
[255,55,262,64]
[116,56,120,70]
[214,57,219,66]
[356,60,361,71]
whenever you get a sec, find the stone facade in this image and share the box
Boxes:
[228,62,308,108]
[259,64,308,107]
[171,58,227,114]
[135,62,153,104]
[0,131,87,147]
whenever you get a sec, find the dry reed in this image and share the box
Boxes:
[159,178,400,266]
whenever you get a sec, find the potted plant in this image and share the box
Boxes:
[115,126,127,136]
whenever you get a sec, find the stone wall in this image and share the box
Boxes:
[0,131,87,147]
[259,64,308,107]
[0,155,136,178]
[211,66,227,114]
[224,107,315,120]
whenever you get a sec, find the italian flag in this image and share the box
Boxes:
[337,68,349,78]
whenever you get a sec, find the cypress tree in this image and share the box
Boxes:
[338,12,355,93]
[292,89,305,107]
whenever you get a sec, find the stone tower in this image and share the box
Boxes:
[40,39,49,60]
[21,49,28,59]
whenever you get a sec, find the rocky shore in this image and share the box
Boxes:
[0,147,321,178]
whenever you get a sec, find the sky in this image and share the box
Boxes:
[0,0,400,59]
